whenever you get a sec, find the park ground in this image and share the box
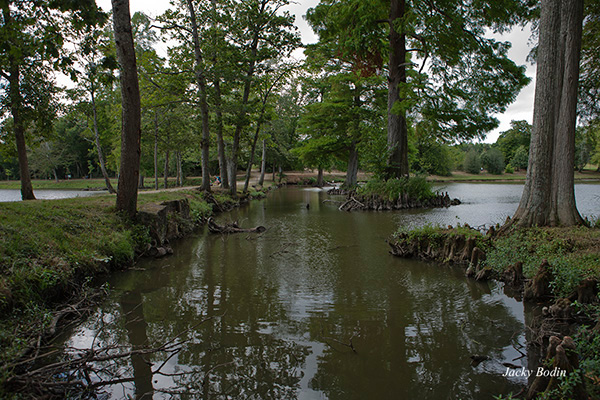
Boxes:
[0,167,600,191]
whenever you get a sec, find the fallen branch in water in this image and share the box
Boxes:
[207,217,266,234]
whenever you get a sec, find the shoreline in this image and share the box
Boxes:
[0,186,272,396]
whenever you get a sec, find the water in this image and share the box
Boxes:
[0,189,104,202]
[59,183,599,399]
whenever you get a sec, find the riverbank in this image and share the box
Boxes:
[388,224,600,399]
[0,187,269,396]
[1,169,599,193]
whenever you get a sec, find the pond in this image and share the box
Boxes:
[0,189,104,202]
[59,183,599,399]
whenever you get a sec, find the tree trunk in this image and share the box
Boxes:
[214,79,228,188]
[243,120,262,193]
[91,86,117,194]
[3,6,35,200]
[163,150,169,189]
[53,169,59,183]
[511,0,584,228]
[258,139,266,186]
[229,2,264,197]
[344,141,359,188]
[317,167,324,187]
[138,174,144,189]
[227,157,237,194]
[176,151,183,186]
[112,0,141,218]
[385,0,409,179]
[154,112,159,190]
[272,164,275,182]
[186,0,211,192]
[550,0,585,226]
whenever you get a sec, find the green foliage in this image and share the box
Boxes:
[495,120,531,162]
[482,148,505,175]
[510,145,529,170]
[358,177,435,202]
[505,164,515,173]
[485,227,600,297]
[463,150,482,174]
[410,128,453,176]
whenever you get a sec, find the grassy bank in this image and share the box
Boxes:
[0,177,205,191]
[428,170,600,183]
[0,188,256,386]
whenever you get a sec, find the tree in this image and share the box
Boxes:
[0,0,103,200]
[511,0,585,227]
[112,0,142,218]
[226,0,300,196]
[510,145,529,170]
[186,0,212,191]
[463,150,481,174]
[495,120,531,163]
[307,0,533,180]
[481,148,505,175]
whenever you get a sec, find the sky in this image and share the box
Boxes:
[96,0,536,143]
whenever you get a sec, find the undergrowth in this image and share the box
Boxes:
[358,177,436,201]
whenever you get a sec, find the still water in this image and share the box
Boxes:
[62,183,599,399]
[0,189,103,202]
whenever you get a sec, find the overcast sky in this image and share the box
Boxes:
[96,0,536,143]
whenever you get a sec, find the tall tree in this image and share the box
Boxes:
[186,0,212,191]
[226,0,299,196]
[307,0,532,179]
[112,0,142,218]
[0,0,103,200]
[511,0,585,227]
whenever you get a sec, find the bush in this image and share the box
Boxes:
[463,150,482,174]
[505,164,514,173]
[358,177,435,201]
[510,145,529,170]
[482,148,505,175]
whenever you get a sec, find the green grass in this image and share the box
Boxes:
[484,226,600,298]
[0,188,248,374]
[0,177,205,191]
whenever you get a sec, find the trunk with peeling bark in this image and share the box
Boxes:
[512,0,584,228]
[385,0,409,179]
[112,0,141,218]
[187,0,211,192]
[91,86,116,194]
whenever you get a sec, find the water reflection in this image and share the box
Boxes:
[58,184,599,399]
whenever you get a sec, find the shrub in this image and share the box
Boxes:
[505,164,514,173]
[358,177,435,201]
[510,145,529,170]
[482,148,505,175]
[463,150,482,174]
